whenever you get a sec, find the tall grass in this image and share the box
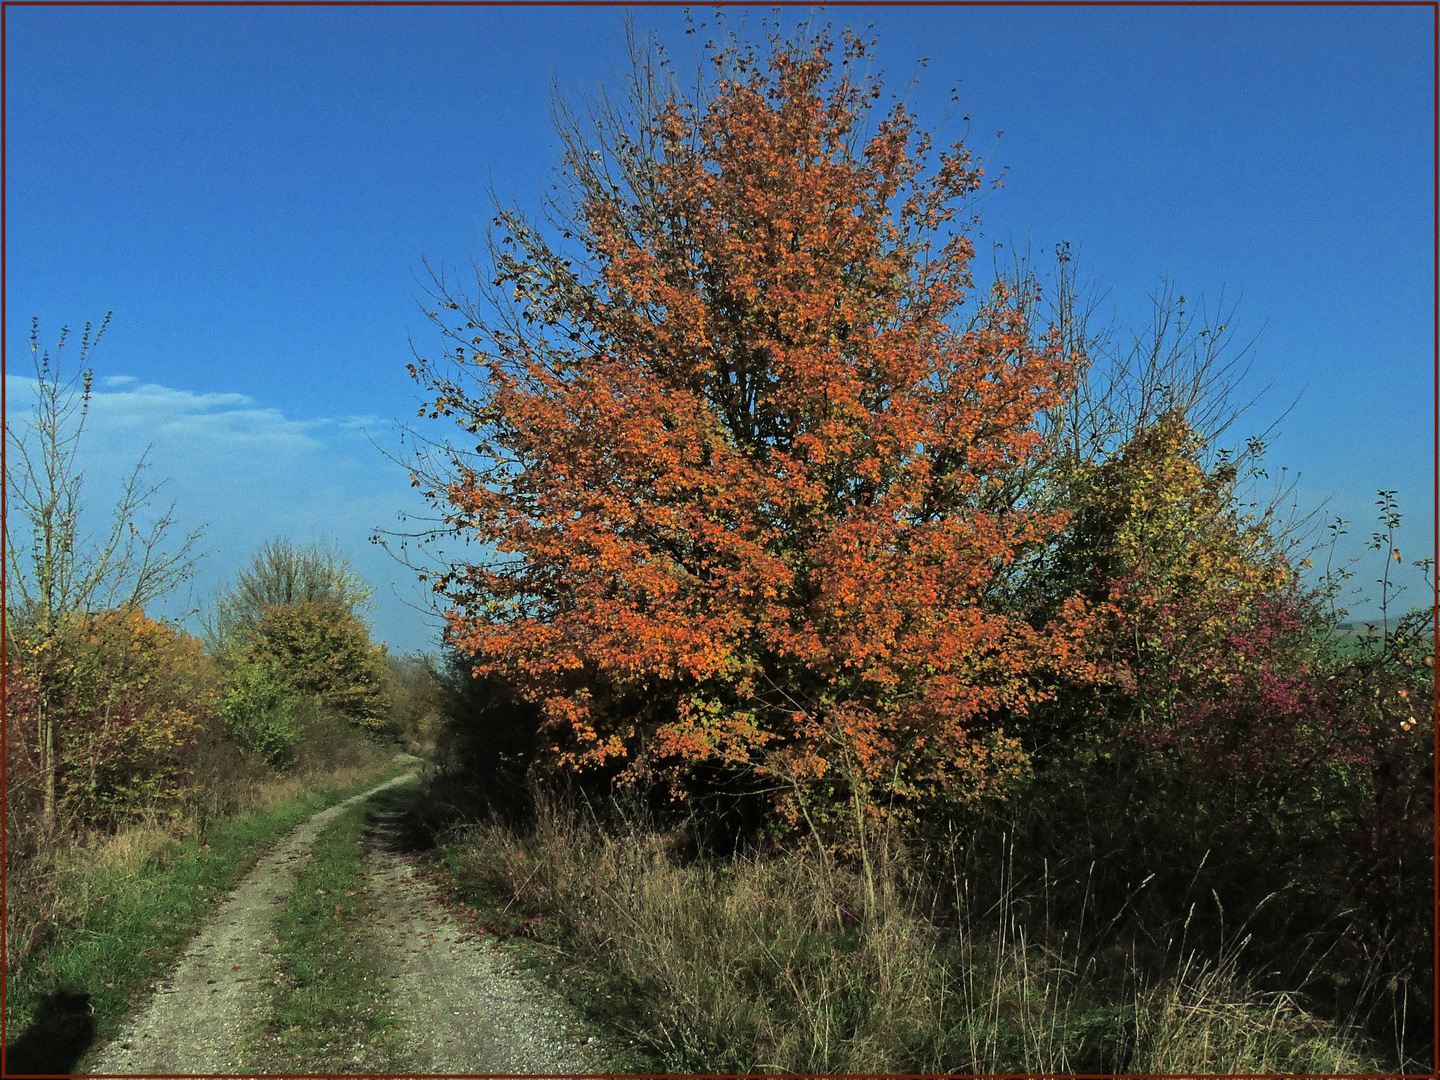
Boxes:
[431,789,1378,1075]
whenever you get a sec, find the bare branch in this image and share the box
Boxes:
[4,314,205,641]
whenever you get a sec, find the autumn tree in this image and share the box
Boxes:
[5,316,204,825]
[245,600,391,731]
[205,537,374,651]
[406,24,1099,842]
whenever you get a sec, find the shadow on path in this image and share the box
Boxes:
[364,782,429,858]
[5,989,95,1076]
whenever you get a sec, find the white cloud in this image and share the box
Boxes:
[7,374,329,451]
[5,372,442,654]
[98,381,330,452]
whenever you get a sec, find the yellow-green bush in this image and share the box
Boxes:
[217,652,302,765]
[245,600,391,732]
[40,608,212,826]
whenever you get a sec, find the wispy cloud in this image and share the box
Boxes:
[5,372,441,652]
[8,374,331,451]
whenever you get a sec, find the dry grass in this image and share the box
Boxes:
[84,819,191,875]
[438,797,1380,1075]
[1133,954,1371,1075]
[80,760,386,874]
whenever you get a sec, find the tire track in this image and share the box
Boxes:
[363,790,609,1074]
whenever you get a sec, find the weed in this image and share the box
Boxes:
[429,791,1380,1075]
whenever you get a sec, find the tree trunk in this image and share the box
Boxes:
[39,695,55,828]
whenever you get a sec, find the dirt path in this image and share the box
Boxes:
[87,773,417,1074]
[86,772,611,1075]
[363,789,609,1074]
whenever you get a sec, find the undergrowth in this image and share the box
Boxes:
[428,786,1380,1076]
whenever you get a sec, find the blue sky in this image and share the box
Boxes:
[5,5,1432,654]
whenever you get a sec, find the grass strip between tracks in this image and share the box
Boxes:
[242,785,412,1074]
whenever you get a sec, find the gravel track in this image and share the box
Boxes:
[364,790,610,1074]
[86,771,612,1076]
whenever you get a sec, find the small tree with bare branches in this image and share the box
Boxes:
[5,315,204,825]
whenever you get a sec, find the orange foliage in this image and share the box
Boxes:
[415,27,1100,826]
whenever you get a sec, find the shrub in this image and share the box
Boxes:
[4,609,213,976]
[246,600,392,732]
[217,652,302,766]
[28,609,212,828]
[385,653,447,753]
